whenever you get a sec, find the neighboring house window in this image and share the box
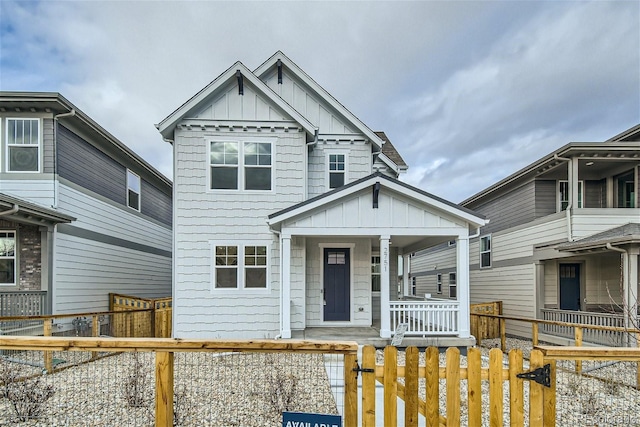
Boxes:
[210,141,272,191]
[436,273,442,294]
[411,276,417,296]
[558,180,583,211]
[371,255,381,292]
[213,244,268,290]
[615,170,635,208]
[328,153,346,189]
[6,118,40,172]
[0,231,16,285]
[127,170,141,211]
[480,235,492,268]
[449,273,457,298]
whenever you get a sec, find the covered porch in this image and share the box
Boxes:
[536,223,640,345]
[267,173,487,344]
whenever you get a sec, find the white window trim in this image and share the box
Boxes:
[126,169,141,211]
[325,151,348,191]
[480,234,492,269]
[558,180,583,211]
[436,273,442,294]
[5,118,41,173]
[448,272,457,298]
[210,241,271,294]
[0,230,17,286]
[207,137,276,194]
[371,251,380,294]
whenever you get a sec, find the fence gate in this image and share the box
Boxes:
[358,345,556,426]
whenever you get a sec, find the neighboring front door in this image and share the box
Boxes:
[559,264,581,311]
[324,248,350,321]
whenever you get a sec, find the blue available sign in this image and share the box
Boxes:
[282,411,342,427]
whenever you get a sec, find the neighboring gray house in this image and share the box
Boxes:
[0,92,172,318]
[411,125,640,340]
[157,51,487,342]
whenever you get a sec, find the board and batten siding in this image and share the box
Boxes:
[173,127,306,339]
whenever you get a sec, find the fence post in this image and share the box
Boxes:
[344,352,358,427]
[43,318,52,373]
[500,318,506,352]
[155,351,174,427]
[532,322,539,346]
[471,314,481,346]
[362,346,376,427]
[543,358,556,427]
[91,315,99,360]
[574,327,583,374]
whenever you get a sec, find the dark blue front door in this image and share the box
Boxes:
[559,264,581,311]
[324,248,350,321]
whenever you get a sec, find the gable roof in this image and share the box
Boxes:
[254,51,387,150]
[376,131,408,169]
[268,172,486,227]
[556,223,640,251]
[156,61,317,140]
[606,123,640,142]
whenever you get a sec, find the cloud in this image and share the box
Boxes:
[0,1,637,204]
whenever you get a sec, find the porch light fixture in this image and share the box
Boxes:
[585,161,594,166]
[236,70,244,95]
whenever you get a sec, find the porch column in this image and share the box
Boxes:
[456,235,471,339]
[281,234,292,339]
[379,236,391,339]
[569,157,580,209]
[535,261,545,319]
[628,248,639,329]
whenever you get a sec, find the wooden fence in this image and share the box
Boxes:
[470,300,502,340]
[109,293,172,338]
[0,336,358,427]
[361,345,553,427]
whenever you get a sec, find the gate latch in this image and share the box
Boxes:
[352,363,374,376]
[517,364,551,387]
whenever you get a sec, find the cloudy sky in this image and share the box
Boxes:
[1,1,638,202]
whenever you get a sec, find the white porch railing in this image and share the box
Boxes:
[541,308,627,346]
[390,299,459,336]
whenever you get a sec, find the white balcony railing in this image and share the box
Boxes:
[390,299,459,336]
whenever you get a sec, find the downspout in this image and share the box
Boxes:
[53,109,76,208]
[0,204,19,216]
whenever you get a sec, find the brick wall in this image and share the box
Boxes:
[0,219,41,290]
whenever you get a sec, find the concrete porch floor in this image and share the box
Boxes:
[292,324,476,349]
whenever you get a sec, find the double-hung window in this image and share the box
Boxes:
[371,255,381,292]
[558,180,583,211]
[210,140,272,191]
[0,231,16,285]
[6,118,40,172]
[411,276,417,296]
[213,244,268,290]
[328,153,346,189]
[127,170,141,211]
[480,235,492,268]
[449,273,457,298]
[436,273,442,294]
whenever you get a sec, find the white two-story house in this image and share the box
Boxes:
[157,52,487,343]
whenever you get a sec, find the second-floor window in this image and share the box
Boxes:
[480,235,492,268]
[328,153,346,189]
[0,231,16,285]
[210,141,272,191]
[616,170,636,208]
[558,180,583,211]
[127,170,141,211]
[411,276,417,296]
[436,273,442,294]
[6,118,40,172]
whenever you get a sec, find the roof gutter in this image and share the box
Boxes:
[0,204,19,216]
